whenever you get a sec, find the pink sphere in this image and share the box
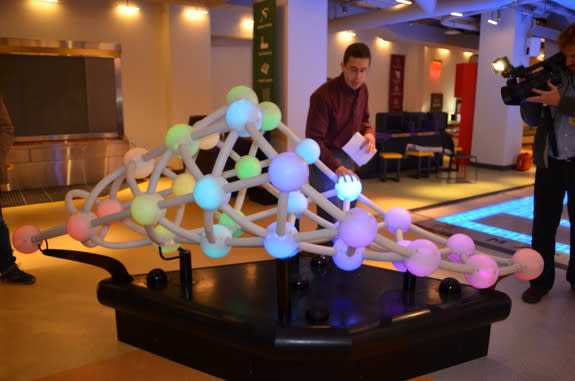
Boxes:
[512,248,544,280]
[338,208,378,248]
[405,239,441,277]
[446,233,476,263]
[67,212,97,241]
[385,207,412,233]
[96,199,124,224]
[268,152,309,192]
[12,225,41,254]
[123,147,154,179]
[464,253,500,289]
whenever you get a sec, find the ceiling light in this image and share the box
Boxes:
[450,12,463,17]
[395,0,413,4]
[117,1,139,12]
[186,8,208,15]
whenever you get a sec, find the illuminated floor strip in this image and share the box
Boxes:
[436,195,571,255]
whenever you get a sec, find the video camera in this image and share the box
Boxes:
[492,52,565,105]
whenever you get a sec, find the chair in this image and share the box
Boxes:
[378,152,403,182]
[405,150,435,178]
[439,130,478,183]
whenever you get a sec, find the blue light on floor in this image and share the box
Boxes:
[437,195,570,255]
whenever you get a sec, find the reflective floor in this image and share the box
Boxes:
[2,165,575,381]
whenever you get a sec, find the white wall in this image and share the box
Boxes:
[279,0,328,150]
[0,0,212,151]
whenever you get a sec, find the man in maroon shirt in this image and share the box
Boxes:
[305,42,376,224]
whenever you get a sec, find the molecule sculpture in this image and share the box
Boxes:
[12,86,544,289]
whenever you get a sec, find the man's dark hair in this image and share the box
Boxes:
[558,22,575,51]
[343,42,371,64]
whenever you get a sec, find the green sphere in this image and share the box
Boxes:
[131,194,165,225]
[235,156,262,179]
[259,101,281,131]
[218,211,244,238]
[165,123,199,158]
[225,86,258,105]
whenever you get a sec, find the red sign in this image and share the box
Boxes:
[388,54,405,112]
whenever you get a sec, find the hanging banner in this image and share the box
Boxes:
[253,0,276,103]
[388,54,405,112]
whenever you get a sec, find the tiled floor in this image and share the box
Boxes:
[2,165,575,381]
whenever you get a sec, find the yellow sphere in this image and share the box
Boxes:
[172,173,196,197]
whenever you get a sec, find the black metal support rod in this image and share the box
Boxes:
[403,271,416,292]
[276,258,291,323]
[179,248,192,300]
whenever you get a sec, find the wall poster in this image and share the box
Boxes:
[388,54,405,112]
[252,0,276,103]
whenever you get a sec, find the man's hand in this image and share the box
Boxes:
[359,133,376,154]
[525,81,561,106]
[335,165,357,181]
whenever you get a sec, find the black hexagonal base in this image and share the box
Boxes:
[97,257,511,381]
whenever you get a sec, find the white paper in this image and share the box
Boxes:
[342,132,376,166]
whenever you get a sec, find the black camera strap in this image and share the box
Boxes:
[543,106,559,158]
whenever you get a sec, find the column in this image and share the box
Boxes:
[471,8,532,167]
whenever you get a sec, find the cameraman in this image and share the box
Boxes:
[520,22,575,303]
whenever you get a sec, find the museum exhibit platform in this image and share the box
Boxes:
[42,249,511,381]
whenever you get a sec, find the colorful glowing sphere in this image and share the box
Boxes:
[218,211,244,238]
[385,207,412,234]
[295,138,321,164]
[512,248,544,280]
[225,85,258,105]
[338,208,378,248]
[199,133,220,150]
[259,101,281,131]
[194,175,230,211]
[130,193,165,225]
[235,156,262,179]
[67,212,98,241]
[172,173,196,197]
[268,152,309,192]
[153,225,179,254]
[333,238,364,271]
[464,253,500,289]
[123,147,154,179]
[263,222,298,259]
[199,224,232,258]
[225,99,262,137]
[287,191,308,216]
[12,225,41,254]
[165,123,200,158]
[95,199,124,224]
[405,239,441,277]
[335,174,362,202]
[392,239,411,272]
[446,233,475,263]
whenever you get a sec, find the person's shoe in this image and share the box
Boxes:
[1,265,36,285]
[521,286,548,304]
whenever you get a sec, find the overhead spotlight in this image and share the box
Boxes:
[395,0,413,4]
[487,10,500,26]
[450,12,463,17]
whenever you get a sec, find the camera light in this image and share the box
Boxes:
[491,57,510,74]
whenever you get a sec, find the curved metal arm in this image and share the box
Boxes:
[41,248,133,283]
